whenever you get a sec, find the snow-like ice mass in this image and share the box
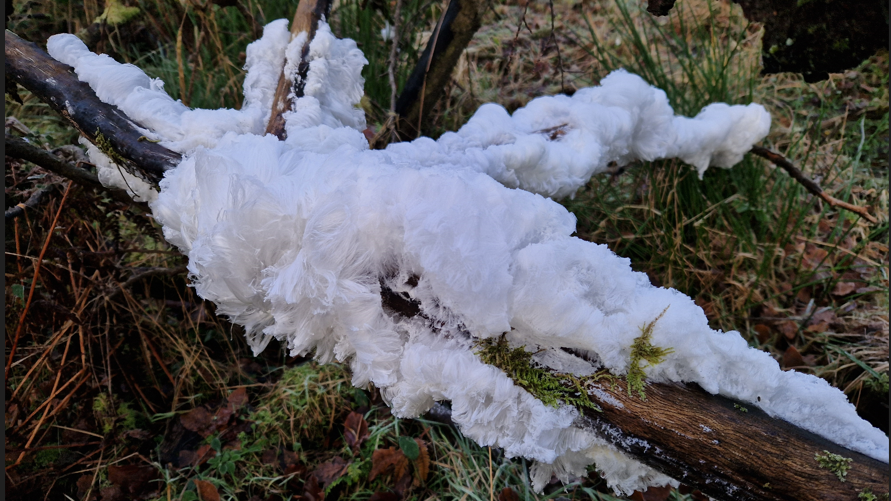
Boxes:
[48,18,888,495]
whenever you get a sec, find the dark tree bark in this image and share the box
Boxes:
[391,0,484,141]
[5,31,182,185]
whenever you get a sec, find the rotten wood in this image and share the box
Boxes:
[5,31,182,185]
[750,145,878,224]
[579,378,888,501]
[264,0,333,139]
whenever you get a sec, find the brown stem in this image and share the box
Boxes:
[264,0,333,139]
[750,145,878,224]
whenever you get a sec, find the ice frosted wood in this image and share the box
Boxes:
[6,29,888,501]
[4,31,181,184]
[579,378,889,500]
[264,0,333,138]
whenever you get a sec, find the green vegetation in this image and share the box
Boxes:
[474,336,602,411]
[814,450,853,482]
[626,308,674,400]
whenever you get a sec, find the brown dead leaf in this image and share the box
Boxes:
[100,486,124,501]
[368,493,400,501]
[630,484,673,501]
[831,282,859,296]
[783,345,806,369]
[179,444,216,468]
[753,324,772,343]
[312,456,350,488]
[343,411,370,453]
[802,244,830,269]
[193,480,221,501]
[498,487,521,501]
[76,474,94,499]
[303,474,324,501]
[214,387,248,426]
[370,447,409,482]
[180,407,215,437]
[107,465,161,500]
[809,309,837,327]
[805,321,829,334]
[412,438,430,486]
[777,320,799,340]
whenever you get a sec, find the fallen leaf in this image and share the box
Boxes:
[805,321,829,334]
[631,484,673,501]
[398,435,419,460]
[193,480,221,501]
[753,324,772,343]
[802,244,830,270]
[76,474,94,499]
[312,456,350,488]
[831,282,858,296]
[303,474,324,501]
[783,345,806,369]
[214,387,249,426]
[100,486,123,501]
[369,493,400,501]
[498,487,520,501]
[180,407,215,437]
[370,447,408,482]
[107,465,161,499]
[412,438,430,486]
[343,411,369,453]
[777,320,799,340]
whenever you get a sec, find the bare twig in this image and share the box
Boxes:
[750,145,878,224]
[6,135,136,206]
[104,265,189,302]
[5,185,58,220]
[388,0,404,112]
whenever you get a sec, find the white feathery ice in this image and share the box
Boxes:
[48,19,888,495]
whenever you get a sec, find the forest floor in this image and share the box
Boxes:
[5,0,888,500]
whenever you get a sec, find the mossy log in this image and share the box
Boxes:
[6,24,889,501]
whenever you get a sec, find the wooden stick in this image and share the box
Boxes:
[750,145,878,224]
[264,0,333,139]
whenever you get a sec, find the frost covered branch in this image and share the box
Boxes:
[6,16,888,500]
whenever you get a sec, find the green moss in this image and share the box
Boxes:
[626,308,673,400]
[815,450,853,482]
[32,447,62,468]
[116,402,137,431]
[95,0,141,26]
[474,336,601,412]
[93,129,127,166]
[733,403,748,413]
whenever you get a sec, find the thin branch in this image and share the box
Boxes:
[104,265,189,301]
[264,0,334,139]
[6,135,136,206]
[5,185,58,220]
[388,0,404,113]
[750,145,878,224]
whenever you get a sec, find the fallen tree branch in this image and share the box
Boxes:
[264,0,333,139]
[6,27,888,501]
[5,30,182,185]
[579,378,888,500]
[750,145,878,224]
[6,134,136,206]
[383,0,483,143]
